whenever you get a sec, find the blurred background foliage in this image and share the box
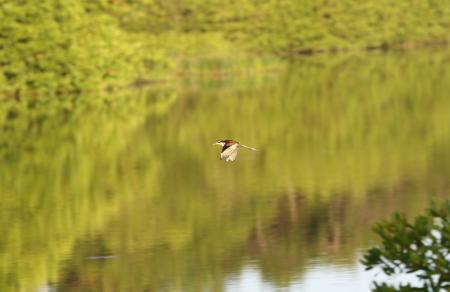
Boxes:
[0,49,449,291]
[1,0,449,97]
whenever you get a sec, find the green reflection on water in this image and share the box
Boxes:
[1,50,450,292]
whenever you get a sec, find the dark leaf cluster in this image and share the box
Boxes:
[362,201,450,291]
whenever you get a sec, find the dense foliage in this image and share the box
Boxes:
[1,0,450,97]
[362,202,450,291]
[0,1,149,96]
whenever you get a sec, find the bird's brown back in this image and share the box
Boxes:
[221,140,238,152]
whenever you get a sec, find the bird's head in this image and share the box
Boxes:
[213,140,226,147]
[213,139,238,147]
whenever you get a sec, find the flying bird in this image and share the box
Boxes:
[213,139,257,162]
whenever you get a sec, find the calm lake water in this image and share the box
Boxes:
[1,49,450,292]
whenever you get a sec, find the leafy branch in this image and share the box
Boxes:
[362,201,450,292]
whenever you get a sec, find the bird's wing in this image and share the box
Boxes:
[221,144,239,162]
[240,144,257,151]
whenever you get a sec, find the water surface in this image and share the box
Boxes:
[1,49,449,292]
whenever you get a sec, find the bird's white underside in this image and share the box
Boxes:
[220,144,239,162]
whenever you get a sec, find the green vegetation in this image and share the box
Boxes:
[1,0,450,97]
[0,1,147,96]
[0,50,449,291]
[362,202,450,291]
